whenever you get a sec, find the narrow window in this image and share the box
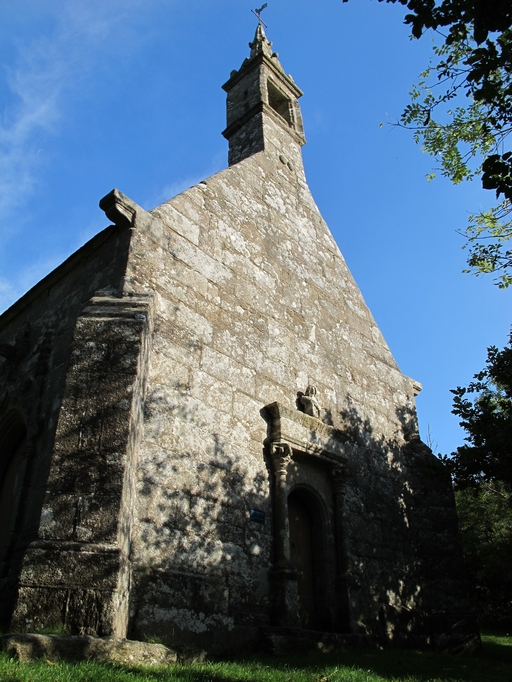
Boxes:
[267,80,292,126]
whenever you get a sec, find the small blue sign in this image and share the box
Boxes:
[250,509,265,525]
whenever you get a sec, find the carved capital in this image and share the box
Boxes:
[332,465,349,495]
[22,440,37,459]
[270,441,293,478]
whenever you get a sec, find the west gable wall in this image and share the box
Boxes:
[119,141,458,652]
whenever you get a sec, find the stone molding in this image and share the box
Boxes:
[222,50,304,100]
[222,101,306,147]
[80,290,155,324]
[99,189,138,229]
[263,401,348,465]
[263,402,349,629]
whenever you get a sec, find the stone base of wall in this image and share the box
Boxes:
[424,610,481,655]
[0,633,177,666]
[259,627,373,655]
[259,622,481,656]
[10,541,127,636]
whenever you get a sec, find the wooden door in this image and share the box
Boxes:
[288,493,315,628]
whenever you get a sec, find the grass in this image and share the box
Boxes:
[0,632,510,682]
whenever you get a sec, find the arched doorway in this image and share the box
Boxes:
[0,412,27,559]
[288,488,330,631]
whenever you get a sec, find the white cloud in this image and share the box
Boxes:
[0,251,73,315]
[0,278,17,314]
[146,151,226,209]
[0,0,170,313]
[0,0,166,225]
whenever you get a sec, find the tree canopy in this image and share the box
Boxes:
[455,483,512,625]
[343,0,512,286]
[446,331,512,490]
[445,330,512,624]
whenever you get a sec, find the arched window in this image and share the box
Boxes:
[0,411,27,559]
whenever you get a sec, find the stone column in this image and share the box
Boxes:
[332,465,351,632]
[269,441,299,627]
[11,292,153,638]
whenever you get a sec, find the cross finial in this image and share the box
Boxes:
[251,4,268,28]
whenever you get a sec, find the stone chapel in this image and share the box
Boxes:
[0,25,478,654]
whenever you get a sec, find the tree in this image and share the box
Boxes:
[446,331,512,624]
[446,331,512,490]
[455,483,512,625]
[343,0,512,286]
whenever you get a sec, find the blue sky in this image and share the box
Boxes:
[0,0,510,455]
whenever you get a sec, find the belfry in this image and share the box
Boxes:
[222,23,305,166]
[0,25,478,654]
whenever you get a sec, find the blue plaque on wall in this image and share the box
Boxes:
[250,509,265,524]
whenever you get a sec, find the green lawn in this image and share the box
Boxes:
[0,632,510,682]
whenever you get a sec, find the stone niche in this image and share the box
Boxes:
[262,400,351,634]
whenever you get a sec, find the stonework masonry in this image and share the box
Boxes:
[0,26,479,655]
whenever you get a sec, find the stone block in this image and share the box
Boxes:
[18,544,123,590]
[1,633,178,665]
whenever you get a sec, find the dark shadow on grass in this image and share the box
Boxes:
[3,641,511,682]
[479,633,512,664]
[92,641,512,682]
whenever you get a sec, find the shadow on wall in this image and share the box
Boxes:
[334,399,478,652]
[128,381,272,653]
[0,408,29,628]
[4,333,477,655]
[130,376,477,654]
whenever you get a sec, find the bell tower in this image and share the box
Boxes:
[222,24,306,166]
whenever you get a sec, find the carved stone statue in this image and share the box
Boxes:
[300,385,321,418]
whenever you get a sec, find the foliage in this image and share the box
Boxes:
[445,332,512,624]
[1,638,512,682]
[343,0,512,286]
[455,483,512,625]
[446,331,512,488]
[400,36,512,287]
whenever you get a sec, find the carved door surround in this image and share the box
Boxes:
[262,402,350,631]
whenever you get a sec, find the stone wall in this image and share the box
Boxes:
[0,224,132,629]
[112,134,474,652]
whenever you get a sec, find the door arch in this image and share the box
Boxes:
[0,410,28,559]
[288,487,331,631]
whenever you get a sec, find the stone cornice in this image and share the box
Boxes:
[222,52,304,100]
[222,101,306,147]
[262,401,348,465]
